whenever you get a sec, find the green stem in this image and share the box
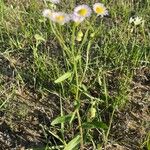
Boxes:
[77,110,84,150]
[71,24,84,150]
[78,28,90,54]
[50,22,71,57]
[80,40,92,86]
[104,107,116,149]
[71,24,76,54]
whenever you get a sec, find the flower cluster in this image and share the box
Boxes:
[43,3,108,25]
[129,16,144,26]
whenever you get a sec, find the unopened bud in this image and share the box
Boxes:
[90,33,95,38]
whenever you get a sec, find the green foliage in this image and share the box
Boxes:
[64,135,81,150]
[51,114,73,125]
[54,72,72,83]
[82,121,108,130]
[0,0,149,150]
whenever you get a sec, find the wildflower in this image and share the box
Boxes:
[93,3,108,17]
[42,9,52,18]
[43,9,71,25]
[134,17,142,25]
[48,0,60,4]
[129,16,144,26]
[73,5,92,18]
[50,12,71,25]
[72,5,91,23]
[71,14,85,23]
[129,17,134,24]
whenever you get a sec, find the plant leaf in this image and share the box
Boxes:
[34,34,45,41]
[54,72,72,83]
[51,114,72,126]
[82,121,108,130]
[64,135,81,150]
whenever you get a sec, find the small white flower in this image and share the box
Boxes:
[129,17,135,24]
[133,17,144,26]
[129,16,144,26]
[73,5,92,18]
[50,12,71,25]
[48,0,60,4]
[71,14,85,23]
[42,9,52,18]
[93,3,108,17]
[43,10,71,24]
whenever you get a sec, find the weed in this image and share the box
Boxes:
[0,0,149,149]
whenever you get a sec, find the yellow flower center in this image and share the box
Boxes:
[78,8,88,16]
[95,6,105,14]
[55,15,65,22]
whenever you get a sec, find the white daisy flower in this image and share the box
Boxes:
[42,9,52,18]
[71,14,85,23]
[50,12,71,25]
[93,3,108,17]
[73,5,92,18]
[48,0,60,4]
[129,16,144,26]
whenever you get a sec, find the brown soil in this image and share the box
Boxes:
[107,67,150,150]
[0,53,150,150]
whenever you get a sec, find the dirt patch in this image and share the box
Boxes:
[0,89,62,149]
[108,67,150,150]
[0,61,150,149]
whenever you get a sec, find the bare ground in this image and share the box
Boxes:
[0,53,150,150]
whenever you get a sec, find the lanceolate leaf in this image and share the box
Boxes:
[51,114,72,126]
[64,135,81,150]
[54,72,72,83]
[92,120,108,130]
[82,121,108,130]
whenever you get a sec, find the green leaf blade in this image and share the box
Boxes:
[54,72,72,83]
[64,135,81,150]
[82,121,108,130]
[51,114,72,126]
